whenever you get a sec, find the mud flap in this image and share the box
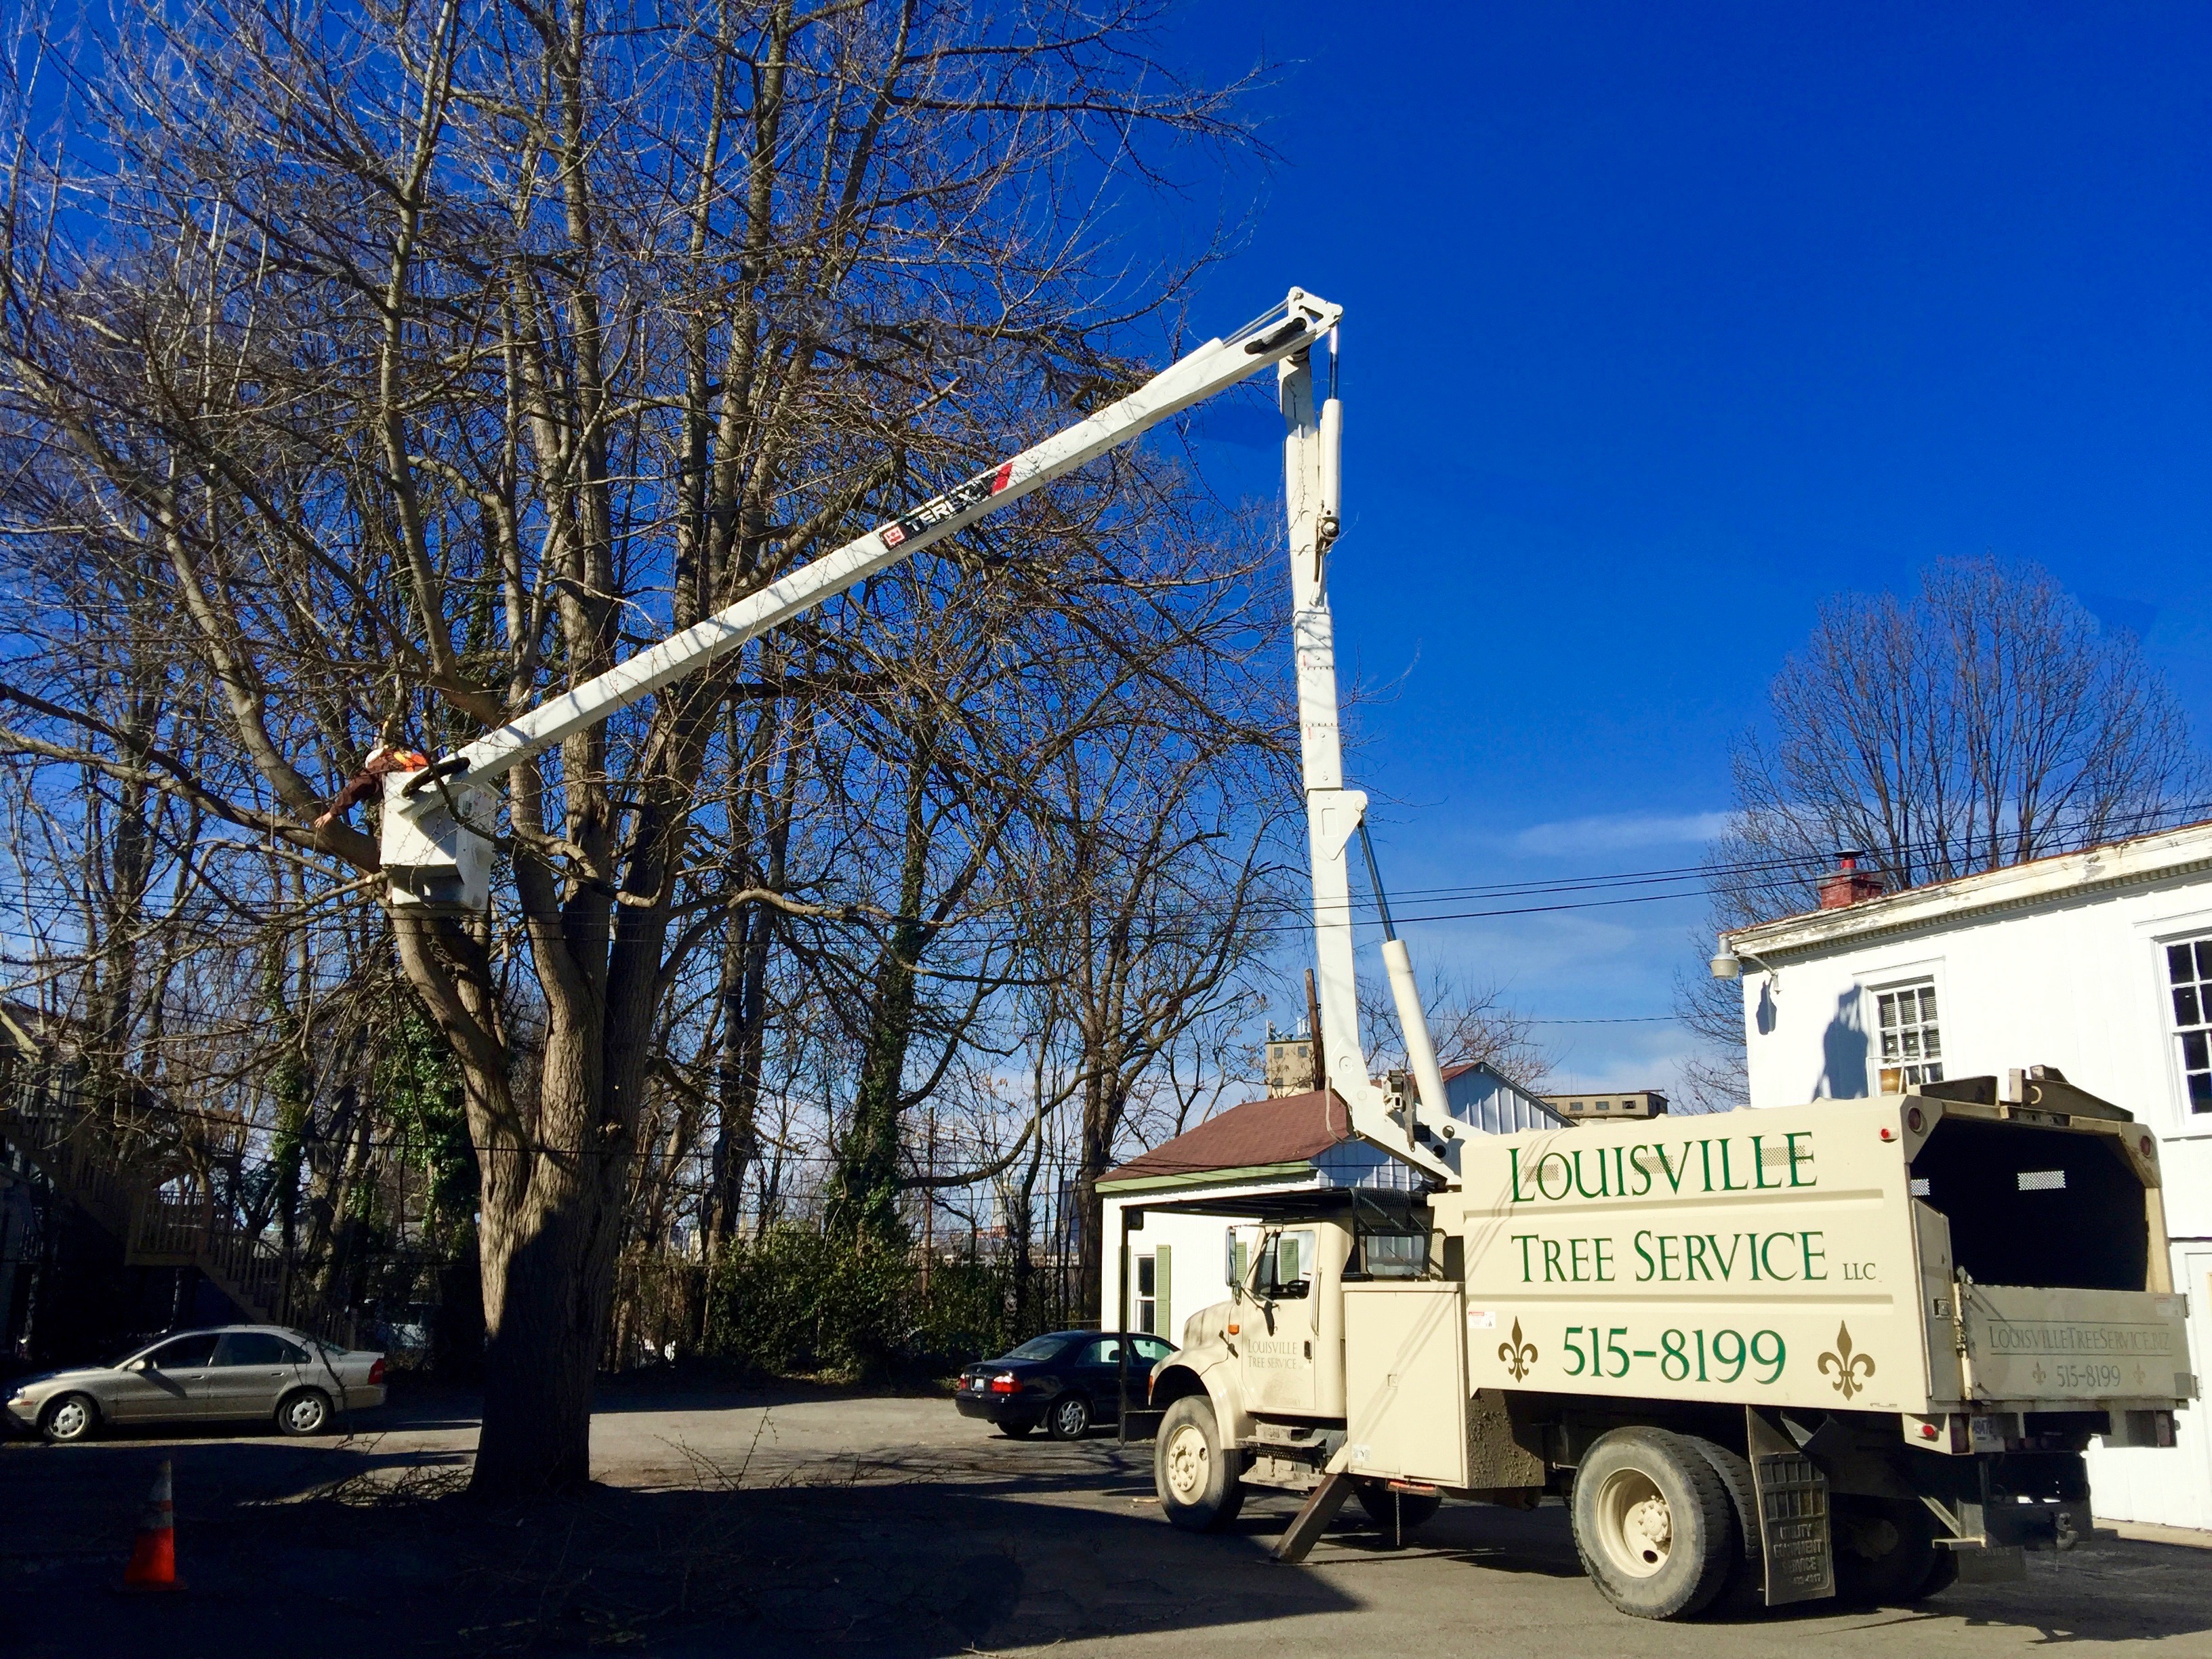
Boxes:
[1747,1407,1835,1605]
[1273,1469,1355,1564]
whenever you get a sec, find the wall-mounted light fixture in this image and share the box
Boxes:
[1708,932,1776,982]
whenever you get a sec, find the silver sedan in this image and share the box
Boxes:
[2,1324,388,1442]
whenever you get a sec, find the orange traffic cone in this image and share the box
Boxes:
[121,1458,182,1591]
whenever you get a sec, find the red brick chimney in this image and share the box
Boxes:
[1818,849,1885,910]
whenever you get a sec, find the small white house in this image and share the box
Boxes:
[1721,825,2212,1530]
[1097,1061,1561,1351]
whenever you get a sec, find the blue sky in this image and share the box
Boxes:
[1153,3,2212,1091]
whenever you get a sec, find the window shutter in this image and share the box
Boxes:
[1155,1244,1172,1343]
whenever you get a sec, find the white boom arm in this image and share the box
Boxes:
[382,289,1341,910]
[380,283,1452,1182]
[1279,347,1453,1183]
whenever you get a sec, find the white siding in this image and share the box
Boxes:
[1737,870,2212,1528]
[1101,1174,1321,1348]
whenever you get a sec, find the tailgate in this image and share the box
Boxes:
[1960,1284,2192,1405]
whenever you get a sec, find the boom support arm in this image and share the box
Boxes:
[1279,346,1453,1183]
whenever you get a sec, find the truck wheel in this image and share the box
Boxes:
[1355,1481,1442,1541]
[1570,1427,1738,1620]
[1154,1395,1244,1532]
[1683,1436,1764,1614]
[1914,1545,1960,1599]
[1833,1498,1943,1606]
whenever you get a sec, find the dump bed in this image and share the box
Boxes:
[1450,1095,2192,1418]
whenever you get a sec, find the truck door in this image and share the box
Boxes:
[1244,1227,1321,1415]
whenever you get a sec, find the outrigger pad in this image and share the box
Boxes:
[1274,1470,1356,1564]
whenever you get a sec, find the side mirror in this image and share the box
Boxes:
[124,1358,149,1373]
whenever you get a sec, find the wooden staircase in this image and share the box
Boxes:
[0,1059,348,1341]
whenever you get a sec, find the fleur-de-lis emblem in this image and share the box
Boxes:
[1498,1319,1538,1381]
[2031,1361,2048,1387]
[1818,1322,1876,1400]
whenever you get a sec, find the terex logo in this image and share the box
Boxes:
[1509,1133,1816,1204]
[880,459,1017,548]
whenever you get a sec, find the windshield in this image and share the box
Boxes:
[1002,1335,1070,1362]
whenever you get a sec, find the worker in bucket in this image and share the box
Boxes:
[313,733,428,830]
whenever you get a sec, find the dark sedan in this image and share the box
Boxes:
[954,1330,1176,1440]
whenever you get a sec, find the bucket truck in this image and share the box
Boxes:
[370,286,2191,1624]
[1137,356,2197,1620]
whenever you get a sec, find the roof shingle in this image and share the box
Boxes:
[1102,1088,1353,1183]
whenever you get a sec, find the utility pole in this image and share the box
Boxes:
[1305,968,1327,1094]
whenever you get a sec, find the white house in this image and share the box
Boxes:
[1097,1061,1562,1355]
[1721,825,2212,1530]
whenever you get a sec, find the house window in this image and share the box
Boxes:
[1876,982,1944,1086]
[1136,1254,1157,1334]
[2165,939,2212,1113]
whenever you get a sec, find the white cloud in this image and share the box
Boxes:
[1513,811,1732,859]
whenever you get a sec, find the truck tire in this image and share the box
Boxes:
[1154,1395,1244,1533]
[1683,1436,1764,1614]
[1915,1544,1960,1599]
[1355,1481,1442,1541]
[1570,1427,1739,1620]
[1833,1498,1944,1606]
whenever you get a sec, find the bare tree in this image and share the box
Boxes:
[1732,556,2199,890]
[1357,970,1551,1094]
[1679,555,2205,1106]
[0,0,1261,1494]
[1052,723,1288,1320]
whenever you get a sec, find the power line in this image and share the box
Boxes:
[14,796,2209,941]
[1524,1016,1678,1025]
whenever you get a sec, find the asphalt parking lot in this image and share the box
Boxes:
[3,1382,2209,1657]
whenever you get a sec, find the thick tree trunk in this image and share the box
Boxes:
[1006,1127,1048,1333]
[705,692,795,1250]
[827,733,935,1244]
[469,1009,628,1496]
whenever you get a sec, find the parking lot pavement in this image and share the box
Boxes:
[4,1384,2210,1658]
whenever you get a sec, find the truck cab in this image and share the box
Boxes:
[1149,1201,1442,1529]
